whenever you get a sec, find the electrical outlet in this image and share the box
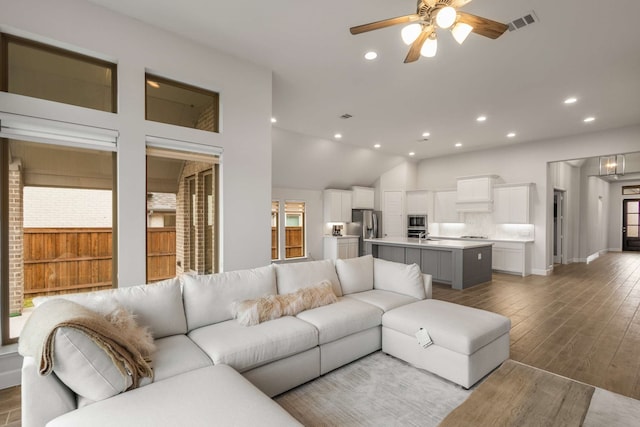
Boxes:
[478,253,482,260]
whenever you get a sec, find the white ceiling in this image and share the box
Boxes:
[86,0,640,160]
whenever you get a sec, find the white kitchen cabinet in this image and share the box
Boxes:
[434,190,460,223]
[351,186,375,209]
[492,242,530,276]
[323,189,353,223]
[493,184,531,224]
[324,236,359,260]
[406,190,431,215]
[456,175,497,212]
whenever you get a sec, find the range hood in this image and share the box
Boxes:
[456,175,498,212]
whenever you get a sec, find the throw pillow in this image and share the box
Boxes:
[335,255,374,295]
[373,258,426,300]
[296,280,338,310]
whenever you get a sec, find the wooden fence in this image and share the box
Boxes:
[23,227,176,298]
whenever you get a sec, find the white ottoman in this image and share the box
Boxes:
[382,299,511,388]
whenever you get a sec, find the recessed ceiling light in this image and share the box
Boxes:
[507,132,516,138]
[409,152,415,156]
[270,117,277,123]
[564,97,577,104]
[422,132,430,137]
[583,117,595,123]
[334,133,342,139]
[455,142,462,148]
[364,51,378,60]
[146,80,160,88]
[476,116,487,122]
[373,143,381,149]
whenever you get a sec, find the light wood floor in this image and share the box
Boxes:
[434,251,640,400]
[2,251,639,426]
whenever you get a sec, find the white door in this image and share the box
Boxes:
[383,191,404,237]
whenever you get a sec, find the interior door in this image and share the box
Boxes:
[553,190,564,263]
[622,198,640,251]
[383,191,403,237]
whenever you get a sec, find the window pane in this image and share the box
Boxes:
[628,214,639,226]
[145,74,219,132]
[628,226,639,238]
[285,201,305,259]
[622,186,640,195]
[271,201,279,261]
[146,148,218,279]
[627,202,639,214]
[3,34,116,112]
[5,139,114,341]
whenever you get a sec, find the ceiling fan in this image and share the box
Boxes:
[350,0,508,63]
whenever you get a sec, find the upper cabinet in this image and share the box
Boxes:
[351,186,375,210]
[434,190,460,223]
[324,189,353,223]
[406,190,431,215]
[456,175,497,212]
[493,184,532,224]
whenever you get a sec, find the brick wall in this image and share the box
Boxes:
[8,162,23,314]
[24,187,112,228]
[195,103,216,132]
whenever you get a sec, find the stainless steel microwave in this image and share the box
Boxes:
[408,215,427,228]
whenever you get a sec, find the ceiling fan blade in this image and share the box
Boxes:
[457,11,508,39]
[350,14,420,35]
[404,28,433,63]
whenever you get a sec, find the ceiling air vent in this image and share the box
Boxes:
[340,113,353,119]
[508,11,538,32]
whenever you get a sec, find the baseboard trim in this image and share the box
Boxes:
[532,268,551,276]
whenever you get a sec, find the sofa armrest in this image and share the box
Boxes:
[21,356,77,427]
[422,274,433,299]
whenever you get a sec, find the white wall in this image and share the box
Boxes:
[1,0,273,278]
[415,125,640,275]
[271,188,324,262]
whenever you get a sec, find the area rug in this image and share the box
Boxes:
[274,351,472,426]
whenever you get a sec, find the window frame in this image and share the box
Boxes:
[0,33,118,113]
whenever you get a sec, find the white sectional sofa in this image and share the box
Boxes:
[20,255,509,426]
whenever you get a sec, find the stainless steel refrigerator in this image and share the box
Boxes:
[348,209,382,256]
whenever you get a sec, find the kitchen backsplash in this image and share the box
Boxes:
[430,212,534,241]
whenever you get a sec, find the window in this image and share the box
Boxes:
[146,146,219,280]
[1,33,117,112]
[285,201,306,259]
[145,73,219,132]
[623,185,640,195]
[1,138,115,344]
[271,201,279,260]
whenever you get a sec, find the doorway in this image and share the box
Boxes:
[622,198,640,251]
[553,190,565,263]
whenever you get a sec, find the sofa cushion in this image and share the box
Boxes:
[182,265,277,330]
[373,258,426,300]
[275,259,343,297]
[33,278,186,339]
[188,317,318,372]
[345,289,419,312]
[48,365,303,427]
[53,327,132,403]
[335,255,374,295]
[295,297,383,345]
[382,300,511,355]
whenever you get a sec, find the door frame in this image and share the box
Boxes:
[622,198,640,251]
[553,189,565,264]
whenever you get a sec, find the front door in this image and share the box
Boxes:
[622,198,640,251]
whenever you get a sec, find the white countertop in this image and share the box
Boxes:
[324,235,359,239]
[429,235,534,243]
[364,237,493,249]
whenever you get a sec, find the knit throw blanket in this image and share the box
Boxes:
[18,299,154,390]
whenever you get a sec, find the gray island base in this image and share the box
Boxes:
[364,237,493,290]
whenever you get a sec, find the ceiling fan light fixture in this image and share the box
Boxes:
[436,6,457,29]
[420,33,438,58]
[451,22,473,44]
[401,23,422,45]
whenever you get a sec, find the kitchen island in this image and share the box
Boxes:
[364,237,493,290]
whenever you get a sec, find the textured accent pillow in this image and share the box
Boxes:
[335,255,374,295]
[233,280,337,326]
[373,258,426,300]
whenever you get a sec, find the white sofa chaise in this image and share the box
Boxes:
[20,255,509,426]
